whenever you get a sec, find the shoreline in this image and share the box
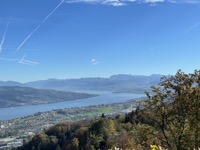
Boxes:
[0,98,141,138]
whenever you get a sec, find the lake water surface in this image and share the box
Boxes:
[0,92,145,120]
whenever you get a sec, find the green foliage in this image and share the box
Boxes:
[142,70,200,149]
[18,70,200,150]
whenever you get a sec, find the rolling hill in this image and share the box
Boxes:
[0,86,97,108]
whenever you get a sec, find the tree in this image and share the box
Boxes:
[71,138,79,150]
[101,113,106,118]
[76,127,88,149]
[142,70,200,150]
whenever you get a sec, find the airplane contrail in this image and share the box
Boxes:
[18,54,40,66]
[19,60,40,66]
[18,54,26,63]
[15,1,64,52]
[0,21,10,53]
[0,57,18,62]
[41,1,64,24]
[15,25,41,52]
[19,61,40,66]
[0,55,40,66]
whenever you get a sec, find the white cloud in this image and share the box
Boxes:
[143,0,165,3]
[172,0,200,4]
[63,0,164,6]
[63,0,126,6]
[62,0,200,6]
[91,59,100,65]
[102,0,126,6]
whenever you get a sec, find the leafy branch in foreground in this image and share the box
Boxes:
[143,70,200,149]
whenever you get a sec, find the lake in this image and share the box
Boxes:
[0,92,145,120]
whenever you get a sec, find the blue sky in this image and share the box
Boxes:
[0,0,200,82]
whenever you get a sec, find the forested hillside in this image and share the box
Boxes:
[18,70,200,150]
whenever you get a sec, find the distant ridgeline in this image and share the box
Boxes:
[0,74,162,93]
[0,86,97,108]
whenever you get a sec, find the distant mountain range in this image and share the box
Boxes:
[0,74,163,93]
[0,86,97,108]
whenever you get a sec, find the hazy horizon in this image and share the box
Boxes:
[0,73,164,83]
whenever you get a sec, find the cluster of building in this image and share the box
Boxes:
[0,137,23,150]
